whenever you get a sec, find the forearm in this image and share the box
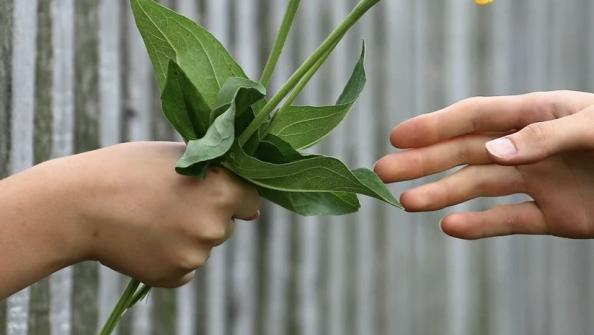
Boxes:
[0,159,89,299]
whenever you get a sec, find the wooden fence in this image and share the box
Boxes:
[2,0,594,334]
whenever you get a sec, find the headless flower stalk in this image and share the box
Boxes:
[99,279,141,335]
[239,0,382,145]
[259,0,301,87]
[278,41,338,114]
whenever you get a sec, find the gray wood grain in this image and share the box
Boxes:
[1,1,594,334]
[71,1,101,334]
[26,4,53,334]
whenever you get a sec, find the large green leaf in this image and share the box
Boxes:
[260,188,361,216]
[223,142,400,207]
[176,78,266,177]
[266,45,366,150]
[131,0,247,107]
[161,61,211,141]
[252,134,360,215]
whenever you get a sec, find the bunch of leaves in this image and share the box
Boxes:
[100,0,397,333]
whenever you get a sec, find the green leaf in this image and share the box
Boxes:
[222,142,400,208]
[266,45,366,150]
[351,168,402,209]
[131,0,247,108]
[254,134,304,164]
[211,77,266,127]
[251,135,360,215]
[176,77,266,177]
[161,61,211,140]
[260,188,361,216]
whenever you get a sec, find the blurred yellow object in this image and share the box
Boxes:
[475,0,493,5]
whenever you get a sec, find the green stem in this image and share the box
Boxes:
[260,0,301,87]
[277,40,339,114]
[128,284,152,308]
[240,0,381,145]
[99,279,141,335]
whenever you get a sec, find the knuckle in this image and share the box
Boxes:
[201,223,230,245]
[155,272,196,289]
[522,122,549,143]
[211,183,241,209]
[174,249,208,272]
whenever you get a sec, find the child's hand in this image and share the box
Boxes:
[74,142,260,287]
[0,142,260,298]
[375,91,594,239]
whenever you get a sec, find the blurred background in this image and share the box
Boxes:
[2,0,594,334]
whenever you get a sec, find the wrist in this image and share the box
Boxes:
[30,157,97,266]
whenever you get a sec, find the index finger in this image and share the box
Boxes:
[390,93,558,149]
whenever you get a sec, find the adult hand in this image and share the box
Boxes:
[375,91,594,239]
[0,142,260,299]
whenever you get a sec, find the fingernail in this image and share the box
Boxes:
[245,210,261,221]
[486,138,517,158]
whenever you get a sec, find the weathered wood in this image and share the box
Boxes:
[28,7,54,334]
[7,0,38,334]
[230,1,260,334]
[71,1,100,334]
[1,1,594,334]
[48,1,75,334]
[262,3,292,335]
[0,0,13,181]
[151,289,177,335]
[0,0,11,322]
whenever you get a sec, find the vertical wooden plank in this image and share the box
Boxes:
[0,0,13,333]
[191,3,209,332]
[325,2,354,335]
[410,1,449,334]
[230,0,259,334]
[49,1,75,334]
[147,0,180,335]
[6,0,38,334]
[262,2,291,335]
[71,1,100,334]
[351,3,384,334]
[26,0,54,333]
[203,2,230,335]
[521,2,551,335]
[120,1,154,334]
[295,1,322,335]
[0,0,12,181]
[97,0,124,333]
[172,3,200,333]
[381,0,415,334]
[151,290,176,335]
[443,2,482,335]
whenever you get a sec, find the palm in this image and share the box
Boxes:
[517,151,594,237]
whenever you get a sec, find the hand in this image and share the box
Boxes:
[375,91,594,239]
[0,142,260,298]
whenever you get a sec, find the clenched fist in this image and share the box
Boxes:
[0,142,260,299]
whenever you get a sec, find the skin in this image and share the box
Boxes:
[375,90,594,240]
[0,142,260,300]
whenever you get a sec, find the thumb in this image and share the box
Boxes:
[485,106,594,165]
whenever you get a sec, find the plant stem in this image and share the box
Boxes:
[128,283,152,308]
[260,0,301,87]
[99,279,142,335]
[240,0,381,145]
[277,41,338,113]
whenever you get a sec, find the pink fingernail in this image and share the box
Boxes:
[244,210,260,221]
[486,138,517,158]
